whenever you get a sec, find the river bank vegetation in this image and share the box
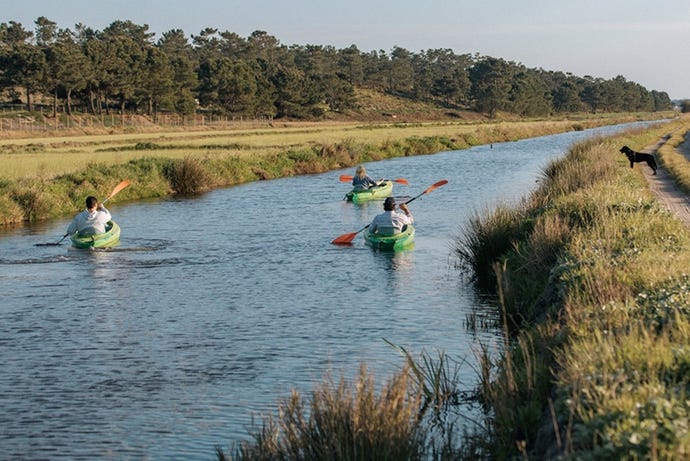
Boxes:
[0,112,674,225]
[456,115,690,459]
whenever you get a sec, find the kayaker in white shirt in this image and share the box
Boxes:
[352,165,380,191]
[369,197,413,235]
[66,196,112,236]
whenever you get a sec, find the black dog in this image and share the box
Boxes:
[620,145,657,175]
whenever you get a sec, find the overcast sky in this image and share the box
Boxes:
[4,0,689,99]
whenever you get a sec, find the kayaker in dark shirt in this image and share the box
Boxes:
[352,165,380,191]
[369,197,413,235]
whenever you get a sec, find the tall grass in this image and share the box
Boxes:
[455,115,690,459]
[657,128,690,194]
[455,203,531,290]
[216,341,478,461]
[219,365,426,461]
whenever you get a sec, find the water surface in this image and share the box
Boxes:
[0,120,662,460]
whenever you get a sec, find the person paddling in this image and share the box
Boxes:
[369,197,413,235]
[352,165,380,191]
[66,196,112,236]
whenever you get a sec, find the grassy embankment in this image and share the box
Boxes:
[0,112,672,226]
[455,114,690,459]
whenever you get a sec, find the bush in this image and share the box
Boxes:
[164,157,210,195]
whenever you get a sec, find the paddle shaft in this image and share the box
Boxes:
[339,175,408,185]
[403,179,448,205]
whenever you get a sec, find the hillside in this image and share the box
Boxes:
[329,88,489,123]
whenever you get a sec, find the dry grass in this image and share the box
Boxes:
[221,365,426,461]
[0,113,667,180]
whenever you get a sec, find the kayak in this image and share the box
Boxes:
[363,225,415,251]
[70,221,121,249]
[345,180,393,203]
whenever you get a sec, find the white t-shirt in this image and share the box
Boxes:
[66,207,112,236]
[369,210,413,235]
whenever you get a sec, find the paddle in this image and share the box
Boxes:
[331,179,448,245]
[339,174,409,185]
[36,179,131,246]
[102,179,131,204]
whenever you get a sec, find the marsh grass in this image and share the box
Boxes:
[384,340,466,419]
[220,365,427,461]
[217,346,476,461]
[455,203,532,290]
[455,116,690,459]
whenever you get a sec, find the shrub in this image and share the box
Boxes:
[221,365,426,461]
[164,157,210,195]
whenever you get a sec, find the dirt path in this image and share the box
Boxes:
[639,133,690,226]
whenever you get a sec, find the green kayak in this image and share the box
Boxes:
[363,225,415,251]
[345,180,393,204]
[70,221,121,249]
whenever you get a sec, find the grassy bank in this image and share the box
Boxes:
[455,115,690,459]
[0,112,673,225]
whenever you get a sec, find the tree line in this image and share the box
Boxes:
[0,18,674,120]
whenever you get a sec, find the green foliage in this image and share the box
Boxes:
[455,203,532,290]
[0,18,673,119]
[456,118,690,459]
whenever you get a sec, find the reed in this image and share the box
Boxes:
[384,340,465,420]
[455,202,531,290]
[217,345,475,461]
[219,365,427,461]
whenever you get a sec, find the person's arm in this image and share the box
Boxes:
[66,216,79,235]
[98,206,112,223]
[399,204,413,224]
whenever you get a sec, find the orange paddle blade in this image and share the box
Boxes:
[424,179,447,193]
[332,232,358,245]
[332,224,370,245]
[339,174,353,182]
[393,178,409,185]
[105,179,131,201]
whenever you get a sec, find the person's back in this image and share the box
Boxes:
[66,196,112,236]
[352,165,378,191]
[369,197,413,235]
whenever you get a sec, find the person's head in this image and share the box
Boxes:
[85,196,98,210]
[355,165,366,178]
[384,197,396,211]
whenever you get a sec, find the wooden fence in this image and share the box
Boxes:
[0,108,274,132]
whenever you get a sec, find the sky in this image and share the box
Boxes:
[3,0,689,99]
